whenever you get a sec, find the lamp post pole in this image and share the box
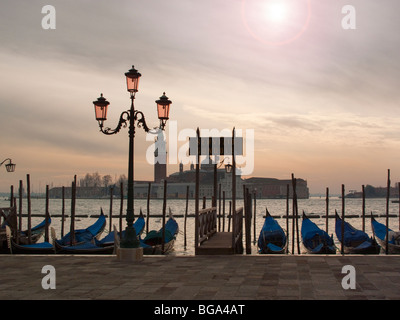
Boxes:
[92,65,171,249]
[124,92,139,247]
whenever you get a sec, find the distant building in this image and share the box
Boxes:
[165,157,243,199]
[48,144,309,200]
[242,177,309,199]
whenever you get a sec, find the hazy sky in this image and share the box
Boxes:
[1,0,400,194]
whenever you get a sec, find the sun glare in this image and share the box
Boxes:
[242,0,311,45]
[265,2,287,23]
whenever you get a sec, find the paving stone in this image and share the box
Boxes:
[0,255,400,300]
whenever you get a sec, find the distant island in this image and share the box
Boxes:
[345,184,399,198]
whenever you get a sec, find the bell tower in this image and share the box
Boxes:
[154,134,167,183]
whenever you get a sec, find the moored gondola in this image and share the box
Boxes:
[140,216,179,255]
[301,212,336,254]
[53,209,106,252]
[95,211,145,248]
[257,209,287,254]
[19,216,52,245]
[335,212,380,254]
[5,225,56,254]
[371,216,400,254]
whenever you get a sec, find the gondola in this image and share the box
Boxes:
[301,212,336,254]
[0,206,18,252]
[140,216,179,255]
[19,216,52,244]
[53,210,106,252]
[257,209,287,254]
[54,240,114,255]
[5,225,55,254]
[371,216,400,254]
[95,211,145,248]
[335,212,380,254]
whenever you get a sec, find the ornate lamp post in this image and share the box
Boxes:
[0,158,16,173]
[92,65,171,248]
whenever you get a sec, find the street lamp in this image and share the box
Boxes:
[217,157,233,174]
[0,158,16,173]
[92,65,171,248]
[225,164,233,174]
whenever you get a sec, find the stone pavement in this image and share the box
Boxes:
[0,254,399,300]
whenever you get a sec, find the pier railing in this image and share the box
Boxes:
[232,207,244,254]
[195,205,244,254]
[197,206,217,245]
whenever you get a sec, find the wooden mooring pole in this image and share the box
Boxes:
[9,185,13,207]
[184,185,189,248]
[362,185,366,232]
[109,186,113,233]
[70,175,77,246]
[26,174,32,244]
[218,183,221,232]
[398,182,400,230]
[228,201,232,232]
[325,187,329,233]
[61,186,65,237]
[341,184,345,255]
[119,182,124,234]
[245,187,252,254]
[146,182,151,234]
[222,191,226,232]
[286,184,289,253]
[386,169,390,255]
[18,180,23,244]
[45,185,49,242]
[291,174,300,254]
[253,189,256,245]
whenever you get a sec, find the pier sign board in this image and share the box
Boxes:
[189,137,243,156]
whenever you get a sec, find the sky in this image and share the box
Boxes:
[1,0,400,195]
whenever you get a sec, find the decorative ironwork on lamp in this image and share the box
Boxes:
[91,65,172,248]
[0,158,16,173]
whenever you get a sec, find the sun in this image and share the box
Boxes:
[241,0,311,46]
[265,2,288,23]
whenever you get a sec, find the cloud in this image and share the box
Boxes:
[1,0,400,193]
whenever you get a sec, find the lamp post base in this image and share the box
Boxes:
[120,225,140,248]
[117,247,143,262]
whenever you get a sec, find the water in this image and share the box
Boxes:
[2,197,399,255]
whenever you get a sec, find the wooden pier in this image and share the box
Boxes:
[196,232,234,255]
[195,207,244,255]
[193,127,248,255]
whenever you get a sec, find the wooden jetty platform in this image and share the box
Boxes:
[195,206,245,255]
[196,232,234,255]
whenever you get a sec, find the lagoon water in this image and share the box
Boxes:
[1,196,399,255]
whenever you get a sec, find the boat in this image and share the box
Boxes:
[19,216,52,244]
[5,225,55,254]
[0,206,18,252]
[371,216,400,254]
[140,216,179,254]
[53,210,106,252]
[54,240,114,255]
[335,212,380,254]
[95,211,145,248]
[301,212,336,254]
[257,209,287,254]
